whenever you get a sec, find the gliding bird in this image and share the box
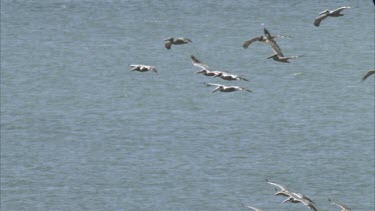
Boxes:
[164,37,192,49]
[204,83,252,93]
[129,64,158,73]
[314,6,351,27]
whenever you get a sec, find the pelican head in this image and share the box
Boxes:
[319,9,330,15]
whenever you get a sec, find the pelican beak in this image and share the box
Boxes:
[267,55,274,59]
[163,38,172,41]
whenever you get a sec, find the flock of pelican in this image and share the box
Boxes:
[127,4,373,210]
[130,5,374,86]
[241,180,352,211]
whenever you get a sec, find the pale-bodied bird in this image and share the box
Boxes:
[361,69,375,81]
[213,72,249,81]
[204,83,252,93]
[129,64,158,73]
[328,198,351,211]
[164,37,192,49]
[314,6,351,27]
[282,192,318,211]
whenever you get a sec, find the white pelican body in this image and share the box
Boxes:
[164,37,192,49]
[204,83,252,93]
[129,64,158,73]
[314,6,350,27]
[214,72,249,81]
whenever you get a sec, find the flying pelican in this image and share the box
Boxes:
[263,28,284,57]
[282,192,318,211]
[204,83,252,93]
[328,198,351,211]
[240,204,264,211]
[361,69,375,81]
[266,54,302,63]
[266,179,291,196]
[164,37,192,49]
[314,6,351,27]
[213,72,249,81]
[242,33,292,49]
[195,69,222,77]
[266,179,314,204]
[129,64,158,73]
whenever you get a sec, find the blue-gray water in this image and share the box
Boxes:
[1,0,374,210]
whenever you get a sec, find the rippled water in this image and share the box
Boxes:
[1,0,374,210]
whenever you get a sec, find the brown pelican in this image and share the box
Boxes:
[129,64,158,73]
[314,6,350,27]
[328,198,351,211]
[240,204,264,211]
[164,37,192,49]
[243,33,292,49]
[263,28,284,57]
[204,83,252,93]
[213,72,249,81]
[266,54,302,63]
[361,69,375,81]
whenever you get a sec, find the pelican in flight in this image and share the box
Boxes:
[361,69,375,81]
[191,55,223,76]
[266,54,302,63]
[314,6,350,27]
[195,69,222,77]
[243,32,292,49]
[129,64,158,73]
[241,204,264,211]
[328,198,351,211]
[263,28,300,63]
[266,179,315,209]
[263,28,284,56]
[282,192,318,211]
[164,37,192,49]
[204,83,252,93]
[214,72,249,81]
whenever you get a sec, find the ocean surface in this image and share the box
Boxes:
[1,0,374,210]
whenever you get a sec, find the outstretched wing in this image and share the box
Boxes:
[240,204,263,211]
[314,13,328,27]
[329,199,352,210]
[330,6,350,15]
[361,69,375,81]
[266,179,289,191]
[265,38,284,57]
[191,55,212,70]
[242,36,261,49]
[204,82,223,87]
[273,34,293,38]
